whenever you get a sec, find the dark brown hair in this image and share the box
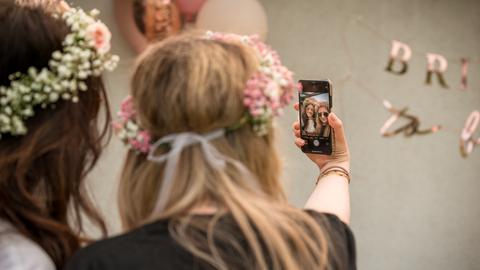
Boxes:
[0,1,110,268]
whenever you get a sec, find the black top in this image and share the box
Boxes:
[65,210,356,270]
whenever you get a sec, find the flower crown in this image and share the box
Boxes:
[0,7,119,137]
[114,32,295,153]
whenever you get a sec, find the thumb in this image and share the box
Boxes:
[328,113,347,146]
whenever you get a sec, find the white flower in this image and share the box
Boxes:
[58,65,71,78]
[86,22,112,55]
[265,82,280,102]
[49,92,59,102]
[52,83,62,92]
[62,93,71,100]
[37,68,50,82]
[28,67,37,77]
[260,66,272,75]
[34,93,44,102]
[49,60,59,67]
[52,51,62,60]
[61,80,70,89]
[80,50,91,60]
[4,106,12,115]
[90,9,100,17]
[65,34,75,45]
[69,81,77,91]
[0,114,10,124]
[78,71,88,79]
[63,53,73,62]
[81,61,91,70]
[111,55,120,63]
[31,82,41,90]
[126,121,139,132]
[22,108,34,116]
[78,82,88,91]
[23,95,32,102]
[117,129,127,140]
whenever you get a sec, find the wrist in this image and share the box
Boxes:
[319,162,350,175]
[316,166,351,185]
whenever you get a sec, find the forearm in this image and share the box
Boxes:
[304,174,351,224]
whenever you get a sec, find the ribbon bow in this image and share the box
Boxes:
[147,129,256,214]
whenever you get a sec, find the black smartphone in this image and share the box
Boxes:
[298,80,333,155]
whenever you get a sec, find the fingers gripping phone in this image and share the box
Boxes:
[298,80,333,155]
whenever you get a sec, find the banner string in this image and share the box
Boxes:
[354,16,480,64]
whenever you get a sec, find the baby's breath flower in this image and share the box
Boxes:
[0,8,119,135]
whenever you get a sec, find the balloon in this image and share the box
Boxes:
[114,0,148,53]
[142,0,182,42]
[196,0,268,41]
[174,0,207,22]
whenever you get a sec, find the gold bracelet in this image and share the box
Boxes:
[316,169,351,185]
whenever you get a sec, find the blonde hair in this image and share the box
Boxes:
[119,32,336,269]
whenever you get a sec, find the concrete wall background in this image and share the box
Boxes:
[73,0,480,269]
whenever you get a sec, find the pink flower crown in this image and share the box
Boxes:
[114,32,296,153]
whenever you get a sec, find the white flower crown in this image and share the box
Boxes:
[0,7,119,137]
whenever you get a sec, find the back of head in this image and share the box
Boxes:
[118,32,336,269]
[0,1,110,267]
[121,32,284,223]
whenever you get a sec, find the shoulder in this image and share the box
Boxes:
[305,209,355,244]
[0,220,55,270]
[305,210,352,230]
[65,220,180,270]
[304,210,357,270]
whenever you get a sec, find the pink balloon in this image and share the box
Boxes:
[174,0,206,21]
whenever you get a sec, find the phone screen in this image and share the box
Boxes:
[298,80,333,155]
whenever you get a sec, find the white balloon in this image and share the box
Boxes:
[196,0,268,41]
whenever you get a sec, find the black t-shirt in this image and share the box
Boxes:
[65,210,356,270]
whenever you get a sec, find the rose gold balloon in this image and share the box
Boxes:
[174,0,206,22]
[143,0,182,42]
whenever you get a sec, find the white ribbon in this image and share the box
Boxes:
[147,129,256,214]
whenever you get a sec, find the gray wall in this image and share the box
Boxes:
[75,0,480,269]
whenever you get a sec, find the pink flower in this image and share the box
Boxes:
[130,131,151,153]
[118,95,135,121]
[112,121,124,133]
[138,130,151,144]
[86,22,112,55]
[297,82,303,92]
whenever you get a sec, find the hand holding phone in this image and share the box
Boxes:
[298,80,333,155]
[294,79,350,173]
[293,106,350,174]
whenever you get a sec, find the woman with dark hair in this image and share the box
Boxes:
[0,1,118,269]
[316,103,331,138]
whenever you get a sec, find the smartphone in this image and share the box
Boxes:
[298,79,333,155]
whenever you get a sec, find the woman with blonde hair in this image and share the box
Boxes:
[301,102,318,134]
[66,32,355,269]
